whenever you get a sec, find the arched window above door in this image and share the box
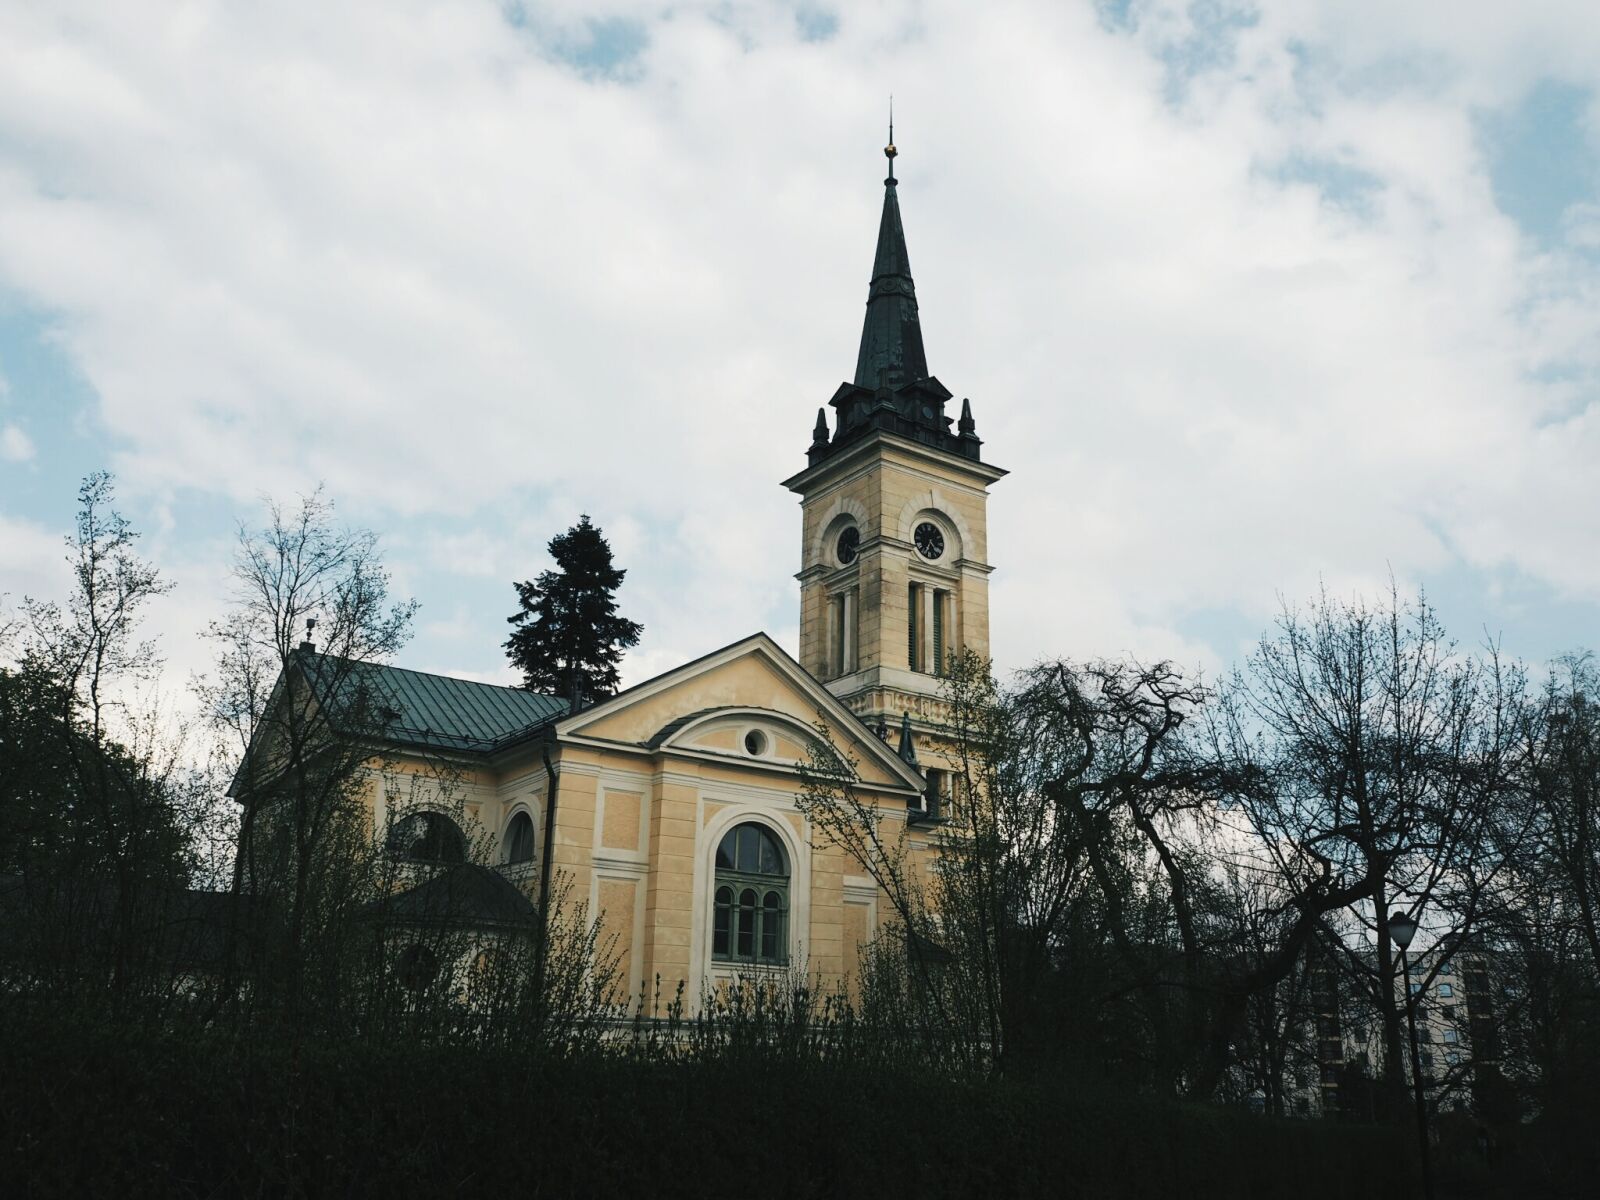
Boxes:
[712,822,789,966]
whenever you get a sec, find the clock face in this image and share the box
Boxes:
[836,526,860,565]
[914,522,945,560]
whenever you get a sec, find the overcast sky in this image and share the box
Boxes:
[2,0,1598,711]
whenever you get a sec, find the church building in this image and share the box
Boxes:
[316,138,1004,1003]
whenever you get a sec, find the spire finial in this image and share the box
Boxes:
[885,96,897,183]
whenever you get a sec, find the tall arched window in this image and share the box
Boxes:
[502,811,535,864]
[388,811,467,864]
[712,822,789,965]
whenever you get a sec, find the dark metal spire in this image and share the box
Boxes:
[801,126,990,470]
[896,710,919,766]
[810,407,829,452]
[853,125,928,391]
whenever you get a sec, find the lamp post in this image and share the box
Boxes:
[1388,909,1434,1200]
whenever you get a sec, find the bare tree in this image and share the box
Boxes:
[23,474,171,748]
[198,489,415,1028]
[796,706,958,1061]
[1528,654,1600,972]
[1207,586,1529,1117]
[9,473,195,1011]
[1482,652,1600,1130]
[799,651,1215,1079]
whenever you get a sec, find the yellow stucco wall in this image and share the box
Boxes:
[842,900,871,998]
[574,655,782,744]
[601,788,643,851]
[348,640,939,1014]
[597,876,638,1005]
[590,751,909,1000]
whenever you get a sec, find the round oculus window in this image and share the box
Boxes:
[836,526,860,565]
[914,522,945,560]
[744,729,768,756]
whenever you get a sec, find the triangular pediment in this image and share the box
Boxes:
[556,634,925,795]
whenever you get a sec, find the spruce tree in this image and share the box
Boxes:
[505,515,643,707]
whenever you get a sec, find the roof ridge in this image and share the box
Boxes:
[359,657,558,699]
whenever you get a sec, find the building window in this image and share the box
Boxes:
[389,811,466,864]
[712,823,789,965]
[1438,982,1454,998]
[743,729,768,757]
[947,772,966,819]
[932,589,948,676]
[907,583,922,671]
[1445,1051,1460,1066]
[395,943,439,992]
[1442,1028,1458,1044]
[503,811,535,864]
[831,594,846,675]
[1439,960,1454,975]
[835,524,859,565]
[828,589,856,677]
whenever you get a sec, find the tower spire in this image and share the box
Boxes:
[887,96,895,183]
[853,126,927,391]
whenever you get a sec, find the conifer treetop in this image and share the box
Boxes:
[504,515,642,708]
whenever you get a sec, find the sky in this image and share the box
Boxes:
[2,0,1598,719]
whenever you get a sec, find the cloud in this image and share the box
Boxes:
[0,514,62,603]
[0,0,1596,696]
[0,423,33,462]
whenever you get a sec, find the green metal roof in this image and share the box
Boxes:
[310,655,567,753]
[369,661,566,751]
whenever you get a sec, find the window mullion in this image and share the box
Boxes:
[714,826,792,967]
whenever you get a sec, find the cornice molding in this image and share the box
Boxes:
[783,428,1006,495]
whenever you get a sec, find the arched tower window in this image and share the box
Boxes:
[388,811,466,864]
[712,823,789,965]
[502,811,535,865]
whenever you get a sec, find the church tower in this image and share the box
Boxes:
[783,135,1005,740]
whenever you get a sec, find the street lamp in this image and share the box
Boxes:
[1388,908,1434,1200]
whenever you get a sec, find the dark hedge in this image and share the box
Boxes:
[5,1020,1414,1199]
